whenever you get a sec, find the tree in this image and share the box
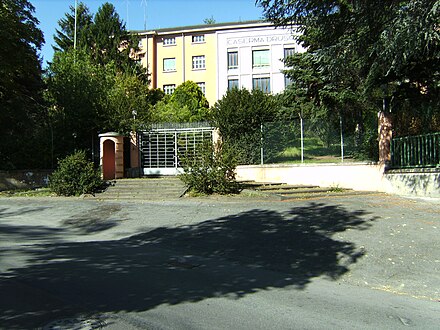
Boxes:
[47,3,153,162]
[210,88,279,164]
[46,48,154,161]
[203,16,216,24]
[257,0,440,138]
[151,81,210,123]
[53,2,93,53]
[90,2,141,72]
[45,49,111,160]
[101,72,153,135]
[54,2,146,78]
[0,0,46,169]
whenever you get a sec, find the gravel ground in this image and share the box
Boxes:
[1,193,438,300]
[0,193,439,328]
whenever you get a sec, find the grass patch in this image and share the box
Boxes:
[267,137,355,164]
[0,188,55,197]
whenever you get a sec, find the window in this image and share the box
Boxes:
[192,55,205,70]
[284,47,296,59]
[163,37,176,46]
[163,58,176,72]
[284,75,293,88]
[227,51,238,70]
[197,82,206,94]
[228,79,239,91]
[252,49,270,68]
[192,35,205,43]
[163,84,176,95]
[253,77,271,93]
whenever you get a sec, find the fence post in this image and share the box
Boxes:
[300,113,304,163]
[260,123,264,165]
[340,115,344,163]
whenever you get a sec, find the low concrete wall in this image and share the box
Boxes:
[0,170,52,191]
[384,170,440,198]
[236,163,440,197]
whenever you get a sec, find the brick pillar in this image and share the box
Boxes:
[114,136,124,179]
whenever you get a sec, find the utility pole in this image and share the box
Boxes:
[74,0,77,50]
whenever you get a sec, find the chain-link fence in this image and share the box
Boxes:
[229,118,377,165]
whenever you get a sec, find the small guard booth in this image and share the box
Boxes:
[99,132,125,180]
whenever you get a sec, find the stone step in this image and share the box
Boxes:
[253,184,320,191]
[265,187,338,195]
[240,180,358,200]
[93,177,188,200]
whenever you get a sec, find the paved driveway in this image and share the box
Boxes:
[0,194,439,329]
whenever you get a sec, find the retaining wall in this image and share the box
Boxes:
[236,163,440,198]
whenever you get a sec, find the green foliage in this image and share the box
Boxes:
[101,72,152,134]
[151,81,209,123]
[53,2,145,76]
[45,49,152,161]
[90,3,130,69]
[203,16,216,24]
[0,0,47,169]
[49,150,102,196]
[210,88,280,164]
[45,49,110,160]
[179,141,241,195]
[53,2,93,52]
[258,0,440,139]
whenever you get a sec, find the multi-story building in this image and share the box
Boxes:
[136,20,303,106]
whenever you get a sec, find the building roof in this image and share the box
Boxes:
[132,20,277,36]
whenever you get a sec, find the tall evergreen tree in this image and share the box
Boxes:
[90,3,131,69]
[0,0,46,169]
[53,2,93,53]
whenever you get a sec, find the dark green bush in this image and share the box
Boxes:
[49,150,103,196]
[210,88,280,164]
[179,141,241,195]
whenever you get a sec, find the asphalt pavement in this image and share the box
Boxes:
[0,193,439,329]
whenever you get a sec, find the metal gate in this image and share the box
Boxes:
[138,125,214,176]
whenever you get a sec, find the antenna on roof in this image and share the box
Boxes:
[126,0,130,29]
[141,0,147,30]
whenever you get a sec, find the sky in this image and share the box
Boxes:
[31,0,265,66]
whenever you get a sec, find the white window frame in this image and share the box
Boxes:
[228,79,239,91]
[284,47,296,59]
[192,35,205,43]
[163,58,176,72]
[197,82,206,95]
[228,51,238,70]
[163,37,176,46]
[252,77,271,93]
[192,55,206,70]
[284,75,293,88]
[252,49,270,68]
[163,84,176,95]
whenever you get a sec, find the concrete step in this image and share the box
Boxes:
[241,181,358,200]
[253,184,320,191]
[93,177,188,200]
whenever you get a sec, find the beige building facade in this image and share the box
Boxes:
[136,21,303,106]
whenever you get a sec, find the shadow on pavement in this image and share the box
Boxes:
[0,202,377,328]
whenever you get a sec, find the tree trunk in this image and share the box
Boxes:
[378,111,393,165]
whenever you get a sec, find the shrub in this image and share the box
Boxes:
[210,88,280,164]
[49,150,103,196]
[179,140,241,195]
